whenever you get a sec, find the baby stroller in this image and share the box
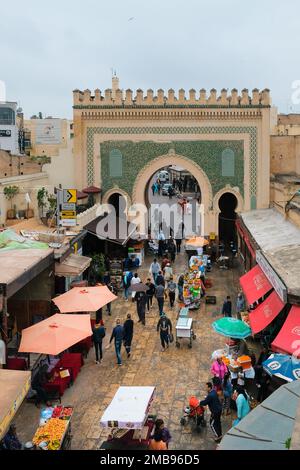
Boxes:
[180,396,206,433]
[147,239,159,255]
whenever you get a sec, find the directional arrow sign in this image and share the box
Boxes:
[63,189,77,204]
[61,211,76,217]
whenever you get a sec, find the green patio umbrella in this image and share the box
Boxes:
[212,317,251,339]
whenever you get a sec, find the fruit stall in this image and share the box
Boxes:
[183,271,203,309]
[32,406,73,450]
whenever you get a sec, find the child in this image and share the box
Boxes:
[153,419,171,448]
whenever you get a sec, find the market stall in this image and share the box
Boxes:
[183,271,203,309]
[0,369,31,440]
[32,405,73,450]
[100,386,155,449]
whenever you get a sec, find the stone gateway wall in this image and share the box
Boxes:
[100,140,244,198]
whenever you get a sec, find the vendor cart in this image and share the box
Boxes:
[100,386,156,449]
[32,406,73,450]
[175,317,196,348]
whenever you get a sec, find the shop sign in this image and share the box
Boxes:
[0,130,11,137]
[256,250,287,303]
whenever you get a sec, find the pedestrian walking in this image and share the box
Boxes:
[163,263,173,282]
[105,282,115,315]
[157,313,172,352]
[123,313,134,358]
[168,185,173,199]
[177,274,184,301]
[167,276,177,308]
[211,356,228,382]
[92,320,106,364]
[200,382,223,443]
[158,230,165,257]
[167,237,176,262]
[161,255,170,271]
[222,296,232,317]
[236,291,245,319]
[155,284,165,315]
[146,278,155,311]
[151,183,156,196]
[233,387,251,426]
[149,258,161,284]
[222,372,232,415]
[136,290,147,325]
[122,271,132,301]
[156,271,165,287]
[130,272,141,301]
[108,318,124,366]
[175,238,182,253]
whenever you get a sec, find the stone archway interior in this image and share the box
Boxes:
[218,192,238,246]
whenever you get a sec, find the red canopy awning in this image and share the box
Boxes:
[240,264,272,305]
[249,290,285,335]
[271,306,300,357]
[236,219,256,258]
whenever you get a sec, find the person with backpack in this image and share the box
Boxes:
[122,271,132,301]
[92,319,106,364]
[157,313,172,352]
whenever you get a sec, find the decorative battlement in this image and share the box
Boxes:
[73,87,271,107]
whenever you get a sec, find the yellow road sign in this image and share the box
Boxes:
[61,211,76,217]
[63,189,77,204]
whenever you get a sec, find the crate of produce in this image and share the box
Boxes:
[237,355,252,370]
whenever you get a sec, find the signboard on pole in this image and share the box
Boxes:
[63,189,77,204]
[57,188,77,227]
[256,250,287,303]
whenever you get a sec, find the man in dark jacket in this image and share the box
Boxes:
[222,296,232,317]
[200,382,223,442]
[92,320,106,364]
[136,291,147,325]
[156,271,165,287]
[157,313,172,352]
[167,237,176,262]
[109,319,124,366]
[123,313,134,358]
[146,278,156,311]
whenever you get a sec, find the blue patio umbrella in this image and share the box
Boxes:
[263,353,300,382]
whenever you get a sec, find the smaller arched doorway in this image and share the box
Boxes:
[108,193,127,219]
[218,193,238,247]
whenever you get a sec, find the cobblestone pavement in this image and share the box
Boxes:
[14,248,241,450]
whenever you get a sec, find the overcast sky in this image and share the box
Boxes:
[1,0,300,118]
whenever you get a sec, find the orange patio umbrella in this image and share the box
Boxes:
[186,236,209,247]
[52,286,117,313]
[19,314,92,355]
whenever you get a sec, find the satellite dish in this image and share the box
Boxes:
[17,107,23,113]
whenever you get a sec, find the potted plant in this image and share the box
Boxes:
[90,253,106,284]
[4,186,19,219]
[46,194,57,227]
[37,187,48,221]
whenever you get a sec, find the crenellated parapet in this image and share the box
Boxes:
[73,87,271,107]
